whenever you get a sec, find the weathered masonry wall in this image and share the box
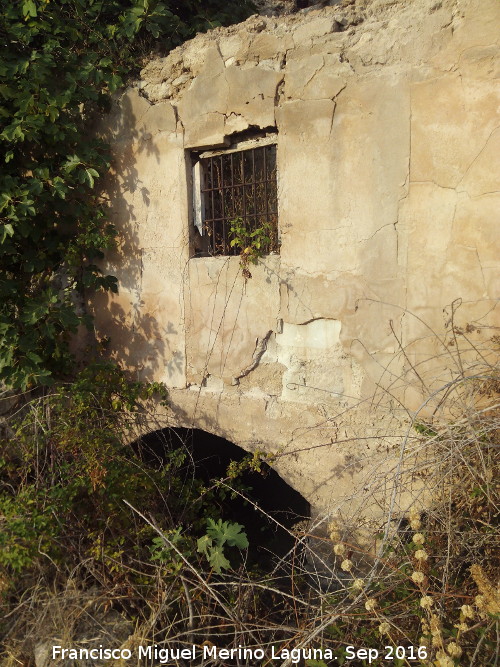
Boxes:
[92,0,500,526]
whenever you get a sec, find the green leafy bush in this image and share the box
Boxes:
[197,518,249,573]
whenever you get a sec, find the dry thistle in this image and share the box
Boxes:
[340,559,353,572]
[470,564,500,614]
[435,651,454,667]
[328,519,341,543]
[378,621,390,635]
[446,641,462,658]
[409,507,422,531]
[420,596,434,609]
[460,604,474,619]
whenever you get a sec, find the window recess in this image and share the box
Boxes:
[192,137,278,257]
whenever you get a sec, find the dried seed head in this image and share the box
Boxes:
[430,614,442,635]
[413,532,425,545]
[414,549,428,561]
[447,642,462,658]
[333,543,345,556]
[352,578,364,591]
[420,596,434,609]
[409,506,421,521]
[460,604,474,619]
[471,564,500,614]
[475,594,486,610]
[340,559,353,572]
[411,571,425,584]
[408,507,422,530]
[435,651,454,667]
[378,622,390,635]
[365,598,377,611]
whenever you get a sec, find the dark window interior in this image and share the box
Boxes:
[196,144,278,256]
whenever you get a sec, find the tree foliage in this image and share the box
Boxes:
[0,0,254,389]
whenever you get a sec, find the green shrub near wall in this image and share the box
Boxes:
[0,0,255,390]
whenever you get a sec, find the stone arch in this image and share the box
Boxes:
[132,426,311,569]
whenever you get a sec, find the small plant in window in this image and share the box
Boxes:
[229,217,273,279]
[194,142,278,257]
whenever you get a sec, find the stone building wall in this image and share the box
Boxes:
[92,0,500,527]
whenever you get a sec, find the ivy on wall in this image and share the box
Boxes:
[0,0,254,390]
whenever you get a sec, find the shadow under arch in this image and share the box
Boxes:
[132,427,311,570]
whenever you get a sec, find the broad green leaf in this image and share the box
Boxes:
[206,518,249,549]
[26,351,43,364]
[22,0,37,18]
[196,534,212,557]
[207,546,231,573]
[63,155,81,173]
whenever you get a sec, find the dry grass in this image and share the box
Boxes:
[1,318,499,667]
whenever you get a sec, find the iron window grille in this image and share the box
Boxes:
[192,139,278,256]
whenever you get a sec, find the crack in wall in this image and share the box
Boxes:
[233,330,274,383]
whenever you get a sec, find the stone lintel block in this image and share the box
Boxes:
[177,69,228,120]
[183,112,228,150]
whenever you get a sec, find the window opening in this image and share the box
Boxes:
[193,140,278,256]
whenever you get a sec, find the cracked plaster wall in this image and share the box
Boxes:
[92,0,500,526]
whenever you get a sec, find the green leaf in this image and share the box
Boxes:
[207,546,231,573]
[206,518,249,549]
[63,155,81,174]
[196,534,212,557]
[52,177,69,199]
[22,0,37,18]
[1,224,14,242]
[26,351,43,364]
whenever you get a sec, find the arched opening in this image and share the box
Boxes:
[133,427,310,571]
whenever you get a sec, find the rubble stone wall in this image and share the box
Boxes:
[92,0,500,524]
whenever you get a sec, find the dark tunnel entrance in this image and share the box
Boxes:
[134,427,311,572]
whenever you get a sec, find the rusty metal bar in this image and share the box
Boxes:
[199,145,277,256]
